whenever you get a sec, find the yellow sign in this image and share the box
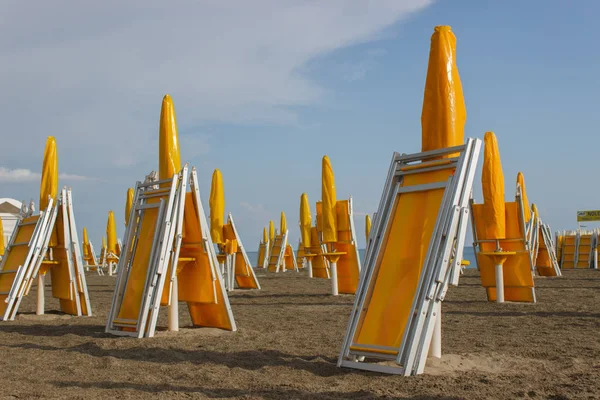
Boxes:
[577,210,600,222]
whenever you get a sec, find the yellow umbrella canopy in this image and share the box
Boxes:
[159,94,182,181]
[531,203,539,220]
[299,193,312,248]
[210,169,225,244]
[269,220,275,241]
[516,172,532,224]
[365,214,372,241]
[102,236,107,250]
[321,155,338,243]
[39,136,59,210]
[106,211,117,254]
[125,188,134,226]
[481,132,506,239]
[0,217,5,256]
[280,211,287,234]
[262,227,268,243]
[421,26,466,154]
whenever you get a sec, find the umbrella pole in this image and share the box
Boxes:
[429,303,442,358]
[36,274,45,315]
[168,276,179,331]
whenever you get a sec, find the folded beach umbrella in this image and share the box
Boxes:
[158,94,182,181]
[263,227,268,243]
[280,211,287,234]
[125,188,134,226]
[102,236,107,251]
[481,132,506,239]
[82,227,89,258]
[39,136,58,210]
[365,214,371,241]
[210,169,225,244]
[0,217,4,256]
[300,193,312,248]
[269,220,275,243]
[516,172,532,224]
[531,204,539,220]
[106,211,117,256]
[321,155,338,244]
[421,26,466,154]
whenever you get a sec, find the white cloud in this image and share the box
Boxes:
[240,202,268,215]
[0,0,434,168]
[0,167,90,183]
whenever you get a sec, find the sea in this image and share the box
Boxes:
[246,246,477,267]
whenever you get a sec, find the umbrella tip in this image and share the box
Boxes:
[434,26,452,32]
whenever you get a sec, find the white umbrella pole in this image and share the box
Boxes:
[168,276,179,331]
[36,274,45,315]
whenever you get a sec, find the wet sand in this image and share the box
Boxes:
[0,269,598,399]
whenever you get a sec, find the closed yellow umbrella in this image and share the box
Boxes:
[102,236,107,250]
[82,226,89,258]
[125,188,134,226]
[158,94,182,181]
[280,211,287,234]
[299,193,312,248]
[106,211,117,255]
[481,132,506,239]
[0,217,4,256]
[421,26,466,154]
[209,169,225,244]
[516,172,532,224]
[531,204,539,220]
[365,214,372,241]
[269,220,275,241]
[262,227,268,243]
[39,136,58,210]
[322,155,338,243]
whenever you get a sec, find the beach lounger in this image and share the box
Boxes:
[338,139,480,375]
[575,233,594,268]
[267,231,288,273]
[226,214,260,289]
[283,244,298,272]
[308,226,330,278]
[535,223,561,277]
[560,233,577,269]
[256,240,269,269]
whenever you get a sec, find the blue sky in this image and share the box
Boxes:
[1,0,599,249]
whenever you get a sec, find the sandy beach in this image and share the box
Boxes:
[0,269,598,400]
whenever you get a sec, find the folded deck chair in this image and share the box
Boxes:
[224,214,261,289]
[256,240,269,269]
[575,233,594,269]
[83,240,104,275]
[471,186,536,302]
[338,139,481,375]
[266,231,288,273]
[106,166,236,338]
[296,239,307,269]
[1,189,93,320]
[333,198,361,294]
[560,233,576,269]
[535,223,561,277]
[555,233,563,266]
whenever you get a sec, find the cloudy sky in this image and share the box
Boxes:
[1,0,599,249]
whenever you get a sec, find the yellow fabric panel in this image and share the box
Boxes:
[309,227,329,278]
[209,169,225,244]
[106,211,117,255]
[187,285,234,330]
[284,244,295,270]
[125,188,134,226]
[516,172,531,223]
[321,155,338,243]
[334,200,359,294]
[223,223,236,241]
[117,197,160,321]
[421,26,465,156]
[267,236,283,272]
[473,202,535,302]
[564,236,575,244]
[535,228,557,277]
[0,217,4,256]
[481,132,506,239]
[176,193,217,304]
[354,169,452,348]
[40,136,59,210]
[257,243,266,268]
[365,215,371,242]
[158,94,182,181]
[235,250,258,289]
[262,227,268,243]
[296,244,305,265]
[300,193,312,248]
[50,209,74,302]
[280,212,287,234]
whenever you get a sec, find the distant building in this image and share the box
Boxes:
[0,198,22,245]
